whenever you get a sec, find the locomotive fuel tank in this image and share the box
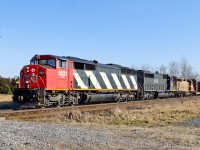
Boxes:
[157,93,169,98]
[82,93,119,103]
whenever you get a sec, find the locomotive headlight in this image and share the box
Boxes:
[26,81,29,84]
[16,81,19,88]
[27,67,30,72]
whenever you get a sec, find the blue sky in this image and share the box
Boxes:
[0,0,200,77]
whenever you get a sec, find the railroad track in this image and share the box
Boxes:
[0,96,199,120]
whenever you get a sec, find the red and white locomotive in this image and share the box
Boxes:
[13,54,138,108]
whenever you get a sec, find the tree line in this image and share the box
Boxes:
[0,77,16,94]
[133,56,199,79]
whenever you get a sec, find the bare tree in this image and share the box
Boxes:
[168,56,199,79]
[180,56,189,78]
[179,56,198,79]
[140,64,155,72]
[186,64,193,78]
[159,64,167,74]
[190,71,200,80]
[130,63,138,70]
[168,61,179,76]
[186,66,199,79]
[130,56,200,79]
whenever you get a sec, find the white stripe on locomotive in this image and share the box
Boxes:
[85,71,101,89]
[122,75,131,89]
[74,70,88,89]
[130,75,138,90]
[100,72,113,89]
[111,73,122,89]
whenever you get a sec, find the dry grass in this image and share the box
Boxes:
[0,94,13,109]
[26,97,200,127]
[111,125,200,150]
[0,94,12,102]
[17,144,38,150]
[54,143,130,150]
[17,143,131,150]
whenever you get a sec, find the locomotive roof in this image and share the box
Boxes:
[67,56,120,69]
[55,55,136,70]
[34,55,136,71]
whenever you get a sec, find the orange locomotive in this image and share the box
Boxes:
[172,77,196,97]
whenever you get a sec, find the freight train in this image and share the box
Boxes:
[13,54,200,109]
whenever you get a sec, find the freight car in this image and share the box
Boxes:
[13,54,198,109]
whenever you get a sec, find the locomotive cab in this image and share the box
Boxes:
[13,54,74,109]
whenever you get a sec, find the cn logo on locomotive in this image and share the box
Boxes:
[58,70,68,78]
[154,79,158,84]
[31,68,36,72]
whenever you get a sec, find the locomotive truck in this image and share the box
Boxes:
[13,54,198,109]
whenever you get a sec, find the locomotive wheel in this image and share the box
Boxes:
[117,96,123,102]
[139,94,145,100]
[44,99,50,107]
[67,96,79,106]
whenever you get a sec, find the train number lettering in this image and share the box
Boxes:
[58,71,67,78]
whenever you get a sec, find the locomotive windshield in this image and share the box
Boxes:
[30,60,38,65]
[30,59,56,68]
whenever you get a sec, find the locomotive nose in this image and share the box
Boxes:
[20,65,38,87]
[26,66,37,78]
[29,66,39,84]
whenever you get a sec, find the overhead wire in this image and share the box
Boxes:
[0,28,35,56]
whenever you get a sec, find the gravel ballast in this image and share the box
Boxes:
[0,120,200,150]
[0,120,156,150]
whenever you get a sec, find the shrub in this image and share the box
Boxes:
[0,83,12,94]
[0,76,15,94]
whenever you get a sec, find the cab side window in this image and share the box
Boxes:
[58,59,66,68]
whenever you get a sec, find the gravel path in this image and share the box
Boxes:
[0,120,200,150]
[0,120,152,150]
